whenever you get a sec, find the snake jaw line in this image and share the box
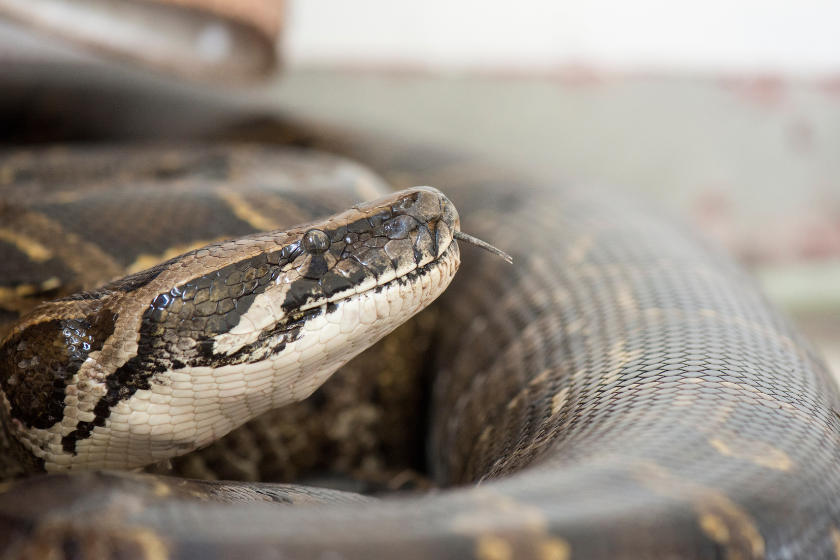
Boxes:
[453,231,512,264]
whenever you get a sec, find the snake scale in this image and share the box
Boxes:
[1,48,840,560]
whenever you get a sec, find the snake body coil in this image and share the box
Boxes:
[0,130,839,560]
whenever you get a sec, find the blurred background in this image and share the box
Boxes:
[1,0,840,374]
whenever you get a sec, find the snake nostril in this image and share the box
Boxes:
[302,229,331,254]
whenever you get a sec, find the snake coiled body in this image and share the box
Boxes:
[0,121,840,560]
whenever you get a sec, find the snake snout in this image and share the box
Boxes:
[394,187,511,264]
[349,186,461,264]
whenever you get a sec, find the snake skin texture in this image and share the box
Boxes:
[0,123,839,560]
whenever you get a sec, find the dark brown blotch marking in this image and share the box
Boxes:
[1,309,118,431]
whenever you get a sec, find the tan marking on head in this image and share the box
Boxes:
[709,436,793,472]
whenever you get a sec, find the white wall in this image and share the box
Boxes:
[3,1,839,75]
[285,0,840,75]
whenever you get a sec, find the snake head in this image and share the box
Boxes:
[0,187,462,472]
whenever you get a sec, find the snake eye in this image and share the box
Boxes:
[302,229,330,254]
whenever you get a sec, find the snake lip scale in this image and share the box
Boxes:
[0,186,510,474]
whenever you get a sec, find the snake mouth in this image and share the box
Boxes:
[207,233,464,370]
[293,226,462,315]
[211,238,462,369]
[289,228,509,318]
